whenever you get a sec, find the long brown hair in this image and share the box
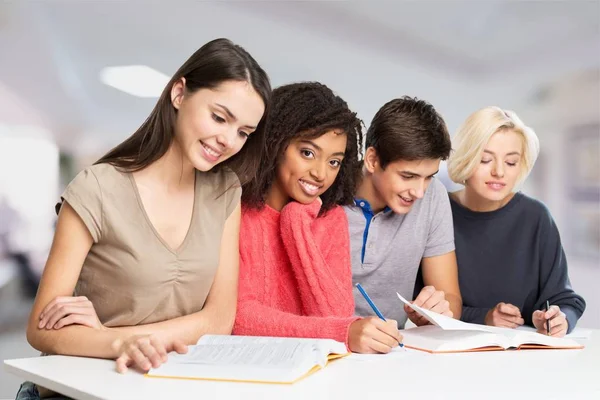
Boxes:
[95,38,271,185]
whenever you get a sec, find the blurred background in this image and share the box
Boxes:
[0,0,598,396]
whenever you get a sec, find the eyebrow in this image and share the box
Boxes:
[299,140,345,157]
[215,103,256,130]
[399,169,439,178]
[483,150,521,157]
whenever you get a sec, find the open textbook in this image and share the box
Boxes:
[396,293,584,353]
[516,325,592,340]
[146,335,349,384]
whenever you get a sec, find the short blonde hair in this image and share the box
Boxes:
[448,106,540,186]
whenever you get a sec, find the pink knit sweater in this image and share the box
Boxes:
[233,200,359,347]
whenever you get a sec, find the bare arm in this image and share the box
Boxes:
[29,202,241,356]
[421,251,462,319]
[26,202,127,357]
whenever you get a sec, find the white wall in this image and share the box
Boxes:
[520,71,600,329]
[0,82,58,275]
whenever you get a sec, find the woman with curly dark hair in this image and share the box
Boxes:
[233,82,402,354]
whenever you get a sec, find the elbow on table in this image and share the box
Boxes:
[26,322,48,353]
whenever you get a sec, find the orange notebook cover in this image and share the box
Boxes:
[396,293,584,353]
[401,325,584,353]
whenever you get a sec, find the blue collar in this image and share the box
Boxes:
[354,198,391,214]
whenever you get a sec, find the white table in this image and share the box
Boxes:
[5,331,600,400]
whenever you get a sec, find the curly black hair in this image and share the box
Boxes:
[242,82,364,214]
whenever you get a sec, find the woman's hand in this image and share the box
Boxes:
[38,296,104,330]
[113,335,188,373]
[348,317,403,354]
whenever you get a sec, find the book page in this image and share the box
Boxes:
[169,342,312,367]
[393,293,587,352]
[395,294,582,349]
[401,325,511,352]
[459,323,583,348]
[396,292,492,333]
[197,335,347,360]
[147,336,347,383]
[149,341,318,383]
[516,325,592,340]
[513,330,582,348]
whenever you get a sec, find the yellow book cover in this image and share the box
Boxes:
[146,335,349,384]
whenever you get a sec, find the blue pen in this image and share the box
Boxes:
[356,283,404,347]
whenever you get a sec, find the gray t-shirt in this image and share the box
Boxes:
[344,178,455,328]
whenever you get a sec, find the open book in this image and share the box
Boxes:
[397,293,584,353]
[516,325,593,340]
[146,335,348,384]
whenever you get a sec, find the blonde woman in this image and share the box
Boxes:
[447,107,585,337]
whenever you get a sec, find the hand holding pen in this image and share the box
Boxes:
[346,283,403,354]
[532,301,569,338]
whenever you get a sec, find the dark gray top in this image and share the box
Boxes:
[450,192,585,333]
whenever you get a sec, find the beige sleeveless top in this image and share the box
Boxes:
[61,163,241,327]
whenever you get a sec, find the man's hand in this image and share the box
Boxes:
[404,286,452,326]
[484,303,524,328]
[532,305,568,337]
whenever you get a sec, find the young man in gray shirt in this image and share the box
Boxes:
[345,97,462,329]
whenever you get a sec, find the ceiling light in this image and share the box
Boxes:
[100,65,170,98]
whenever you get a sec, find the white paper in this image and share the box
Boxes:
[197,334,346,352]
[516,325,593,340]
[148,335,347,383]
[396,292,492,333]
[402,325,509,351]
[169,342,311,368]
[394,294,583,351]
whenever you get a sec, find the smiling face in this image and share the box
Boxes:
[171,79,265,171]
[365,146,441,214]
[465,128,523,202]
[266,130,347,210]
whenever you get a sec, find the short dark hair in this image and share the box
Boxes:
[242,82,363,214]
[365,96,451,169]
